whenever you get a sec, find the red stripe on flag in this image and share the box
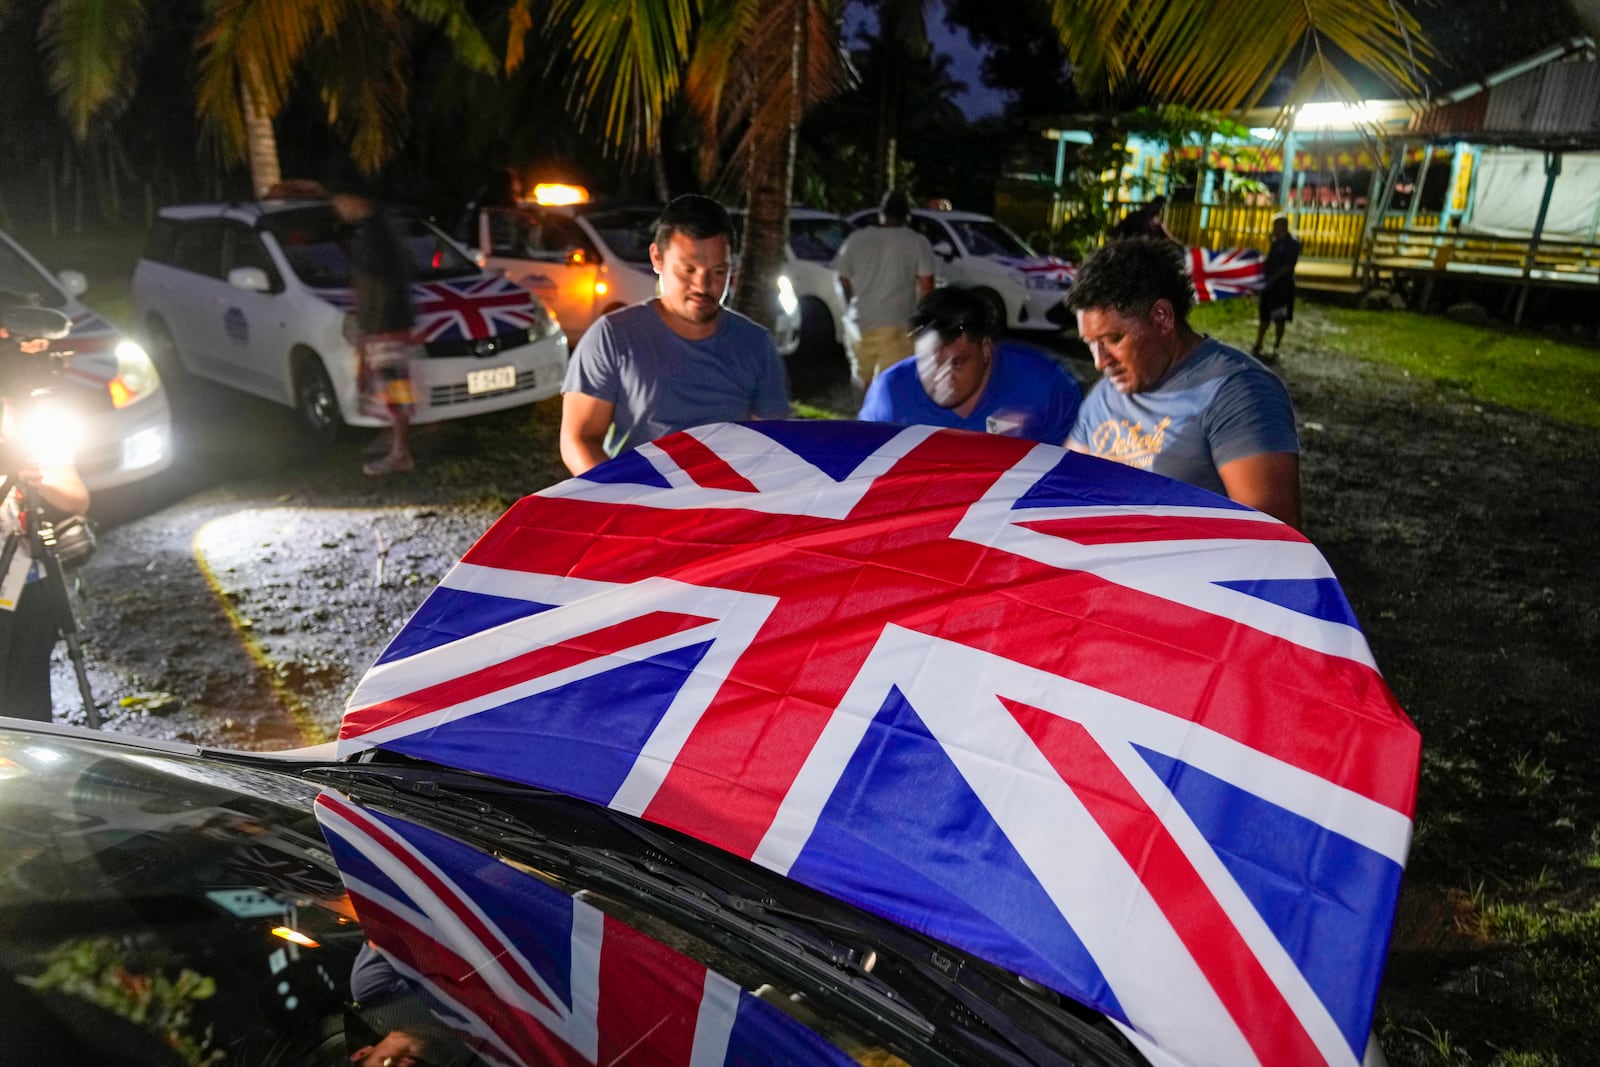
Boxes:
[1018,513,1307,545]
[1005,700,1330,1066]
[655,433,761,493]
[340,610,714,739]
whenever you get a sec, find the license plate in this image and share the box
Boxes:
[466,365,517,395]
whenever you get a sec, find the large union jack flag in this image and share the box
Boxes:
[316,275,540,342]
[340,421,1420,1067]
[315,791,859,1066]
[1186,246,1266,302]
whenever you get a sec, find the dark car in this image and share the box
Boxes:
[0,720,1149,1066]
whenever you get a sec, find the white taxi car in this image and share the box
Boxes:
[0,228,172,491]
[846,207,1074,333]
[475,202,800,354]
[730,206,851,356]
[131,201,568,439]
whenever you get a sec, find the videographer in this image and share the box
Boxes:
[0,297,90,721]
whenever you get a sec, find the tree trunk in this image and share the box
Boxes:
[732,3,803,332]
[240,74,282,199]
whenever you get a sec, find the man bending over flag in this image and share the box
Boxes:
[1067,237,1302,529]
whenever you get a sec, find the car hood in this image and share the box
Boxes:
[45,304,127,388]
[312,274,545,343]
[337,420,1421,1067]
[1,721,1125,1066]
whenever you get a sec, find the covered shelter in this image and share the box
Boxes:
[1362,36,1600,323]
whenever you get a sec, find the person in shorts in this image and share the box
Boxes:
[329,163,418,476]
[831,190,936,391]
[1253,214,1301,363]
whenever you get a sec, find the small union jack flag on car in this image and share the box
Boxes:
[340,421,1419,1067]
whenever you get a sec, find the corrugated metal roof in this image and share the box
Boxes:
[1416,57,1600,142]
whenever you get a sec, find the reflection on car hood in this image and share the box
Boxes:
[313,275,543,343]
[338,419,1421,1067]
[316,790,863,1066]
[990,255,1076,285]
[46,307,123,386]
[1,723,1142,1066]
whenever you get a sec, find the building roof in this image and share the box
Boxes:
[1410,36,1600,148]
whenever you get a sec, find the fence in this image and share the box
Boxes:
[1100,201,1442,260]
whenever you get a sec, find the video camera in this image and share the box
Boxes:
[0,295,72,403]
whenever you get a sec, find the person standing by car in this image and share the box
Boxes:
[0,307,90,721]
[1066,237,1302,529]
[328,165,417,477]
[859,286,1080,444]
[559,194,790,475]
[832,190,936,391]
[1253,214,1301,363]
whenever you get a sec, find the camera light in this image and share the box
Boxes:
[15,401,82,466]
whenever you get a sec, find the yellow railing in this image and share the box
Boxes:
[1109,202,1445,260]
[1366,228,1600,284]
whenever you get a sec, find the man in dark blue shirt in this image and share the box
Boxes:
[859,286,1080,444]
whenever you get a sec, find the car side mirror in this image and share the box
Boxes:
[227,266,271,293]
[932,241,956,260]
[56,269,88,298]
[1,305,71,340]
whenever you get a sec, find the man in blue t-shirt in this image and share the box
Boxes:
[1065,238,1302,528]
[859,287,1080,444]
[560,195,790,473]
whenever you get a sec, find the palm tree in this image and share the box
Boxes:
[541,0,1426,328]
[20,0,499,197]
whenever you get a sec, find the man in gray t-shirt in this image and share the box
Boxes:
[832,190,936,389]
[559,195,790,474]
[1065,238,1302,529]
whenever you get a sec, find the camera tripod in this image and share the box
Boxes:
[0,471,100,728]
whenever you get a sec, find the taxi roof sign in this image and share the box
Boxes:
[532,183,589,206]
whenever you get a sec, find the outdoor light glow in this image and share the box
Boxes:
[594,281,608,296]
[1294,101,1376,130]
[270,926,320,948]
[533,183,588,206]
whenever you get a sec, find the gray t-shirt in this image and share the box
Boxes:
[832,225,937,331]
[1068,338,1298,497]
[563,302,791,456]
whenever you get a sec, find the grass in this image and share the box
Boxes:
[1192,297,1600,430]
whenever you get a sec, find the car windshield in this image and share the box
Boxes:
[0,235,66,308]
[946,218,1035,258]
[582,208,658,265]
[258,206,478,288]
[789,217,849,262]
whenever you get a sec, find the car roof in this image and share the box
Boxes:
[848,207,996,223]
[154,200,330,223]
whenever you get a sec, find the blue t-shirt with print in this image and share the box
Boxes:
[857,342,1081,444]
[1068,337,1298,496]
[564,302,791,455]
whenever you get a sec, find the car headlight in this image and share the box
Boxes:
[776,274,799,317]
[109,339,161,408]
[1025,274,1063,291]
[526,295,563,339]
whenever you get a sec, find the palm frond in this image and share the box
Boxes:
[504,0,534,74]
[312,5,413,173]
[1049,0,1429,112]
[40,0,149,138]
[548,0,697,155]
[395,0,496,74]
[195,0,350,159]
